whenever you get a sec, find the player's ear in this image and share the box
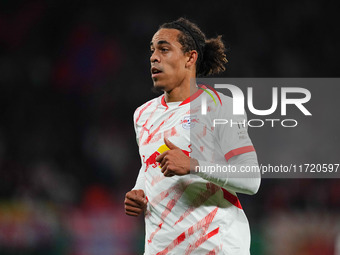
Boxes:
[185,50,198,68]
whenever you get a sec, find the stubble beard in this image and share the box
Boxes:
[151,80,166,94]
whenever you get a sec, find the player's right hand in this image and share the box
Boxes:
[124,189,148,217]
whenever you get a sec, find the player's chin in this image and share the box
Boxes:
[152,80,166,93]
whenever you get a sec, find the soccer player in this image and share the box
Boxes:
[124,17,261,254]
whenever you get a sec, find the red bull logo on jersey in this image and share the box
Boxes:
[143,144,192,172]
[143,151,160,171]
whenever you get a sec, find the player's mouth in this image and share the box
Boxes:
[151,67,163,78]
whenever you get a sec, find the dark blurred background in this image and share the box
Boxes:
[0,1,339,254]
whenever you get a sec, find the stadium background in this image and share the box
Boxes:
[0,1,339,254]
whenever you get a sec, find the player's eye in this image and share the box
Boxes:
[150,49,155,55]
[161,48,169,52]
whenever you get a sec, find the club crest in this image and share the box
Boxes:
[181,115,198,129]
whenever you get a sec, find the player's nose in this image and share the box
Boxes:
[150,51,160,63]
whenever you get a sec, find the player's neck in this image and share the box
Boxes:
[164,77,198,103]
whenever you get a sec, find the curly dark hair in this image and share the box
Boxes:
[159,17,228,77]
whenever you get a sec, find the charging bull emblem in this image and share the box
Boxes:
[142,144,192,172]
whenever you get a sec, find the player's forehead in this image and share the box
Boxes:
[150,28,181,47]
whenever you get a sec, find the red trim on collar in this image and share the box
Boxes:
[161,85,206,108]
[161,95,168,108]
[179,85,205,106]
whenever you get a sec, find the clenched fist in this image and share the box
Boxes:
[124,189,148,217]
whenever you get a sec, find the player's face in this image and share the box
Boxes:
[150,29,189,92]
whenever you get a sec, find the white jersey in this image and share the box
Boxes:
[133,86,258,255]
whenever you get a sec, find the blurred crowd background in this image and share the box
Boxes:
[0,1,339,254]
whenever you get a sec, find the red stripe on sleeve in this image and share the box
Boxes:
[224,145,255,162]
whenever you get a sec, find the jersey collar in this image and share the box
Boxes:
[161,84,206,108]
